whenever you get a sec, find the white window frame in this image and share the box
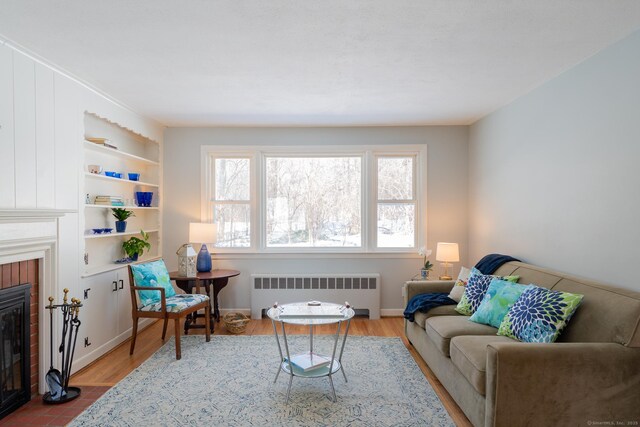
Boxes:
[201,144,427,254]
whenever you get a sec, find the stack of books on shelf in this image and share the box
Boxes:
[94,196,124,206]
[86,137,118,150]
[284,352,332,372]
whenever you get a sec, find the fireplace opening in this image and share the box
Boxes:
[0,283,31,419]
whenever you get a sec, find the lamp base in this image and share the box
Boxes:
[196,244,212,272]
[439,275,453,280]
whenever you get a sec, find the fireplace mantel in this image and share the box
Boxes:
[0,209,73,395]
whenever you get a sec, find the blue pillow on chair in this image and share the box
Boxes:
[130,260,176,307]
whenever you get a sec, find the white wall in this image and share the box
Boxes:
[468,29,640,290]
[163,126,468,312]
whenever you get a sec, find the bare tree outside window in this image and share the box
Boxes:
[377,156,415,247]
[213,158,251,247]
[266,157,361,247]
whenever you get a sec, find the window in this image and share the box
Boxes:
[265,156,362,247]
[211,157,251,247]
[376,156,415,248]
[204,145,425,252]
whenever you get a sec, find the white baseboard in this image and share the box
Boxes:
[380,309,404,317]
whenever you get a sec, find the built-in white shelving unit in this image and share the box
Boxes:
[81,112,162,277]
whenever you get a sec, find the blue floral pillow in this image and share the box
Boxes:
[497,286,584,343]
[455,268,519,316]
[469,279,533,328]
[130,260,176,307]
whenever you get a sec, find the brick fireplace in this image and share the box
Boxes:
[0,210,66,417]
[0,260,39,397]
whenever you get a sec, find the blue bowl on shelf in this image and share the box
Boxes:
[128,173,140,181]
[92,228,104,234]
[115,172,123,179]
[105,171,118,178]
[102,228,113,233]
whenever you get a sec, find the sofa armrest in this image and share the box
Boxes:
[485,342,640,427]
[404,280,455,305]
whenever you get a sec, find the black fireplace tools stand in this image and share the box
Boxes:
[43,288,83,404]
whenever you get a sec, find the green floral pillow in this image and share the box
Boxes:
[497,286,584,343]
[455,268,519,316]
[130,260,176,307]
[469,279,533,328]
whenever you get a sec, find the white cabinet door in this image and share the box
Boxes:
[116,270,133,336]
[0,44,15,208]
[79,271,118,355]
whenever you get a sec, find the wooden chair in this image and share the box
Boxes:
[128,262,210,360]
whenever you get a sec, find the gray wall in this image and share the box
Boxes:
[468,29,640,290]
[163,126,468,312]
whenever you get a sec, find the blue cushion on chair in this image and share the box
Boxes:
[130,260,176,307]
[140,294,209,313]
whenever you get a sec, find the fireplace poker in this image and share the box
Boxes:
[64,303,81,389]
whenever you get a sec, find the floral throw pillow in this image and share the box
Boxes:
[455,268,519,316]
[131,259,177,307]
[469,279,533,328]
[497,286,584,343]
[448,266,471,302]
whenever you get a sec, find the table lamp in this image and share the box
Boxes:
[436,242,459,280]
[189,223,217,273]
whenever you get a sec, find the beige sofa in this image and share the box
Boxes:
[404,261,640,426]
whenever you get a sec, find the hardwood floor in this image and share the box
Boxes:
[70,317,472,427]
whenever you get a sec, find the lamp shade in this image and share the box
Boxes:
[436,242,459,262]
[189,222,217,244]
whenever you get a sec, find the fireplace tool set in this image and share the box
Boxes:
[43,288,83,404]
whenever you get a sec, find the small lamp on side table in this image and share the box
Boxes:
[436,242,459,280]
[189,223,217,273]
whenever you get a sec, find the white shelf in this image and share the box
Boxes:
[84,229,159,240]
[85,204,159,210]
[84,172,159,188]
[81,256,162,278]
[84,140,159,165]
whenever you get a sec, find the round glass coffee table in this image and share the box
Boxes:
[267,302,355,403]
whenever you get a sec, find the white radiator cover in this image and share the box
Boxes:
[250,273,380,320]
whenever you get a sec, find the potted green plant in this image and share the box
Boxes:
[111,208,135,233]
[122,230,151,261]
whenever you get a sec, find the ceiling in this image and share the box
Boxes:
[1,1,640,127]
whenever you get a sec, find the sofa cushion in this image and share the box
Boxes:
[469,280,534,328]
[414,305,460,328]
[455,268,519,316]
[448,266,471,302]
[450,335,516,396]
[498,286,584,343]
[424,315,498,357]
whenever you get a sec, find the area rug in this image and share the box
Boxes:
[70,335,453,426]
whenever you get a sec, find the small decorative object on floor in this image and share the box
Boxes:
[44,288,82,404]
[418,246,434,279]
[222,312,249,334]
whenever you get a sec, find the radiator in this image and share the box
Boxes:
[250,274,380,320]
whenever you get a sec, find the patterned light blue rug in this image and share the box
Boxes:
[70,335,453,426]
